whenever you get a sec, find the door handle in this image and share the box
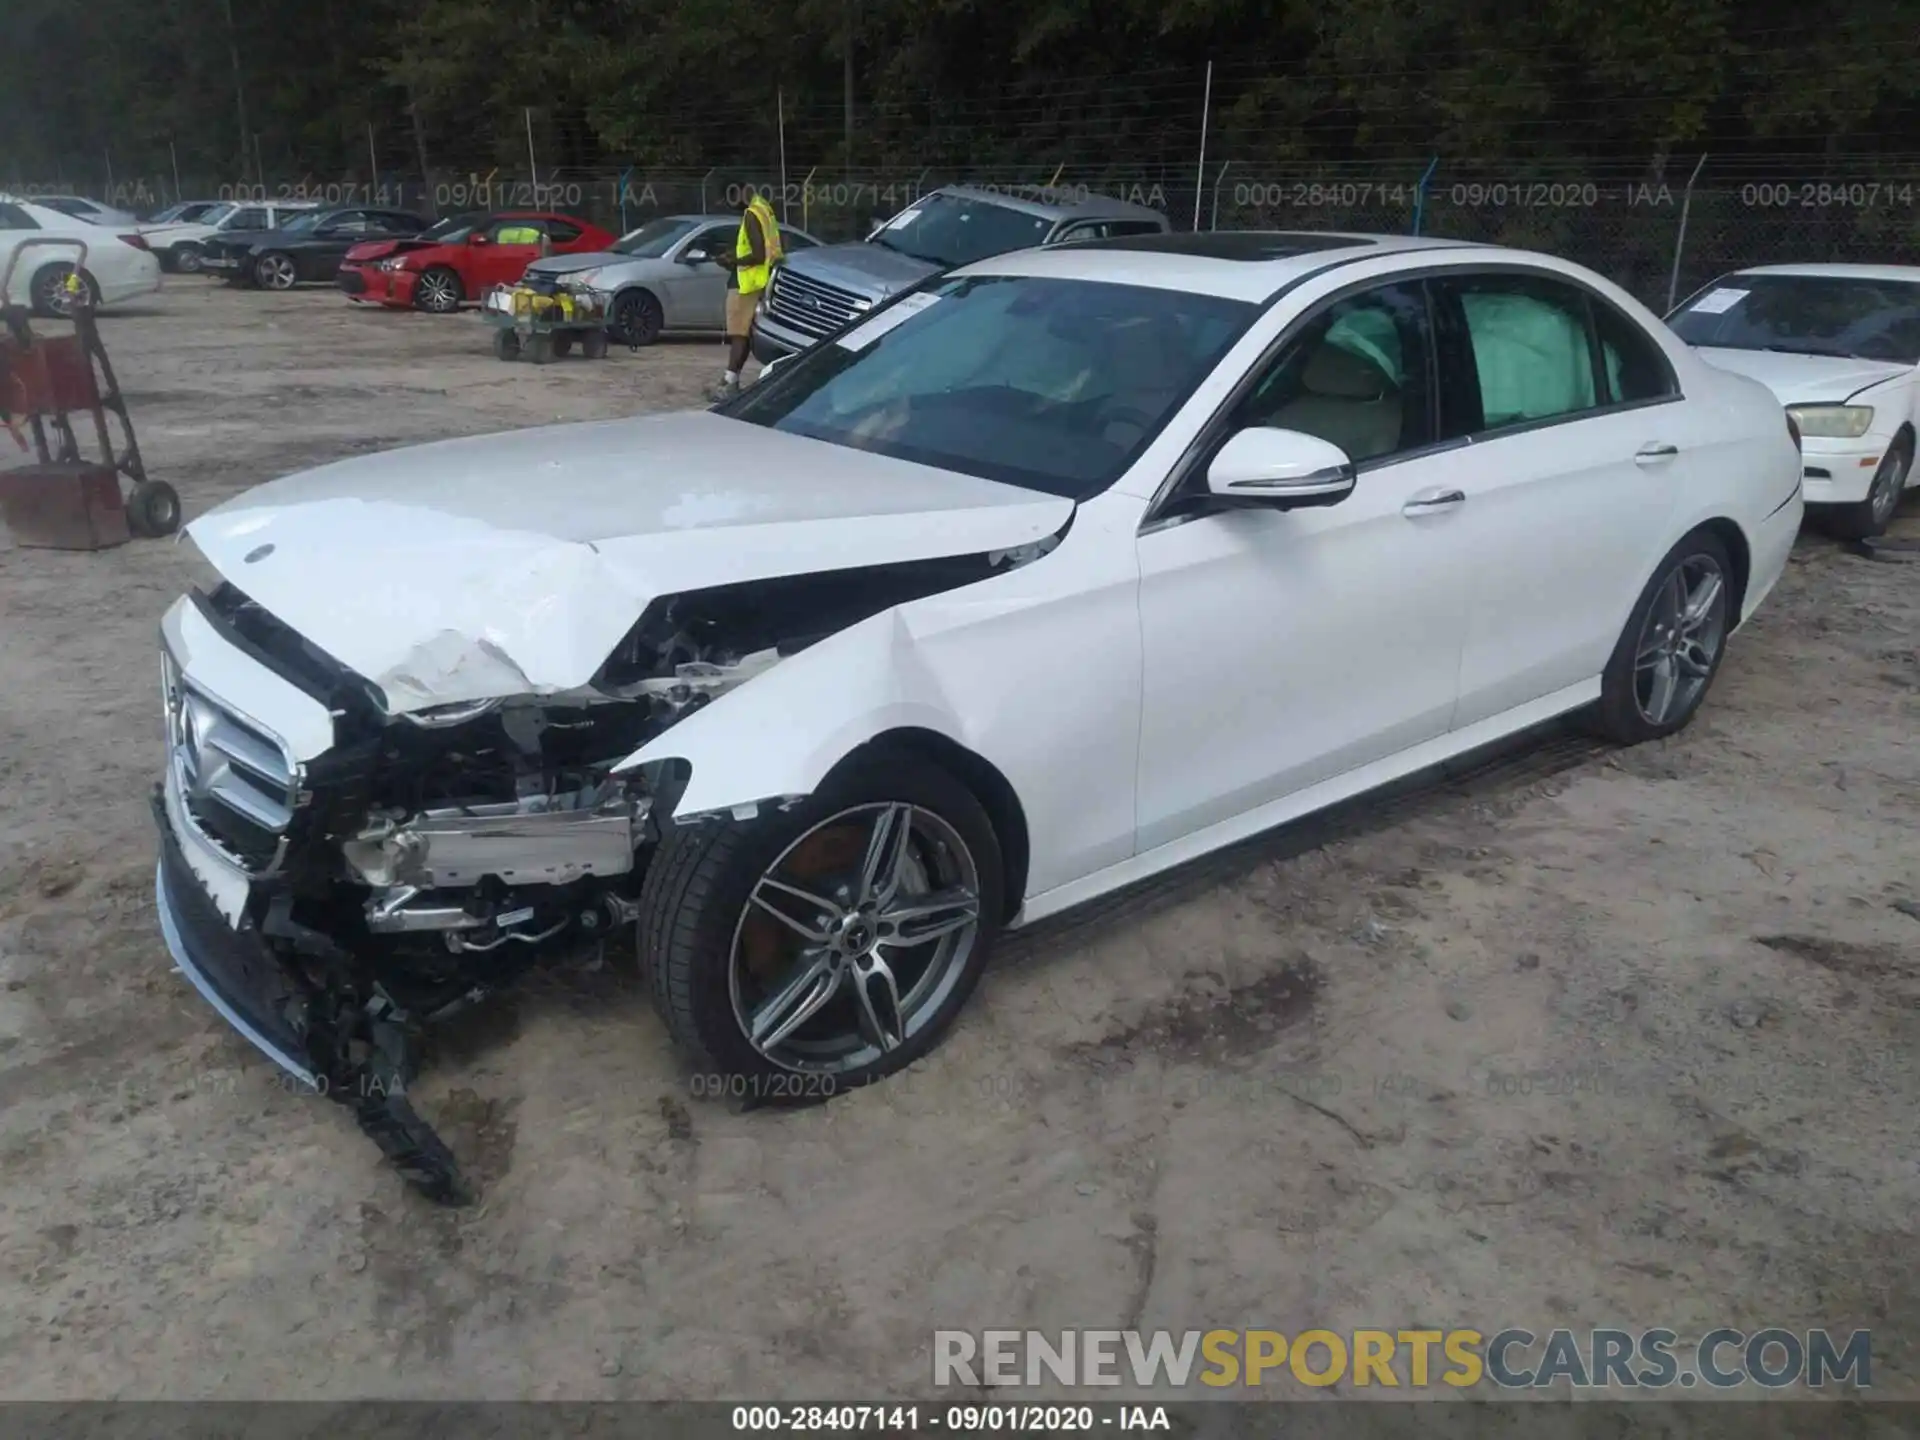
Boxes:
[1401,488,1466,516]
[1635,443,1680,464]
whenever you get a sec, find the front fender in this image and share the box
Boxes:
[610,489,1147,900]
[613,607,971,819]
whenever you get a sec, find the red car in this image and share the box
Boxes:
[337,211,617,313]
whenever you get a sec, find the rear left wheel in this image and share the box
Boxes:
[30,263,99,318]
[1592,530,1733,744]
[255,252,299,290]
[638,746,1003,1097]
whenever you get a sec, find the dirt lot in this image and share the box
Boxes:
[0,283,1917,1403]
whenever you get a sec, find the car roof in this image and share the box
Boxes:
[1722,262,1920,284]
[927,184,1167,224]
[960,230,1495,302]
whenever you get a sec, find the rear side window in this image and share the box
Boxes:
[228,207,267,231]
[545,219,583,243]
[0,203,39,230]
[1439,274,1598,434]
[1591,300,1679,404]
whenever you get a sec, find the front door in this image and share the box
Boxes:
[659,222,738,330]
[475,218,547,288]
[1134,280,1476,852]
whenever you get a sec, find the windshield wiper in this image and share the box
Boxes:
[1755,344,1876,361]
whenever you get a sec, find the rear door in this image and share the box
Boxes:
[0,201,42,306]
[1429,268,1696,728]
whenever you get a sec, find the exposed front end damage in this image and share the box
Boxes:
[152,534,1061,1201]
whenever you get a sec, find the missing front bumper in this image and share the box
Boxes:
[152,788,474,1204]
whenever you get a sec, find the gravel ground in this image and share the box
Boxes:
[0,284,1916,1404]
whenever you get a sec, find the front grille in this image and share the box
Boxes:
[162,651,301,873]
[764,267,868,339]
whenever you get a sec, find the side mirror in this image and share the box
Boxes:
[682,247,711,265]
[1205,428,1357,508]
[760,351,794,380]
[468,233,489,245]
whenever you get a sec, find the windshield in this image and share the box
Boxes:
[615,218,698,257]
[421,212,478,242]
[726,274,1255,499]
[870,194,1055,269]
[1668,274,1920,363]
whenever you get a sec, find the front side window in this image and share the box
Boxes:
[1441,275,1599,434]
[1667,273,1920,364]
[727,274,1256,499]
[1233,283,1435,464]
[226,207,268,231]
[490,219,545,244]
[688,224,736,257]
[868,194,1054,269]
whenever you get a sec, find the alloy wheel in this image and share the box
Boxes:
[728,802,983,1073]
[257,254,297,290]
[1633,553,1728,726]
[418,271,459,312]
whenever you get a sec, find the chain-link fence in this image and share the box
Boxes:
[15,162,1920,311]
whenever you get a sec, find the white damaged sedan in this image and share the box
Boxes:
[154,231,1802,1199]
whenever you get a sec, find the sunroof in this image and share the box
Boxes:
[1078,231,1377,260]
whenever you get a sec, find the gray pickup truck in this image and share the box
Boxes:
[751,185,1170,363]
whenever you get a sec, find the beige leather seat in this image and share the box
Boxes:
[1269,342,1403,461]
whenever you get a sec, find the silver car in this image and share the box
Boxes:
[521,213,823,346]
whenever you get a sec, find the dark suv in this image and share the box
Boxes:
[751,185,1170,362]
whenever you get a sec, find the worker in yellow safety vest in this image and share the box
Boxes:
[711,187,783,401]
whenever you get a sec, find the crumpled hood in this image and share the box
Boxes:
[781,242,941,299]
[1694,346,1914,404]
[344,237,431,263]
[187,411,1072,714]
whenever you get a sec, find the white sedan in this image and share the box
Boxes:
[0,196,162,315]
[150,231,1800,1198]
[1670,263,1920,538]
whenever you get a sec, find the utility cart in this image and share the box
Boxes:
[480,277,613,364]
[0,238,174,548]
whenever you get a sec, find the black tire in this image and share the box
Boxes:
[638,744,1005,1097]
[1591,528,1734,744]
[175,244,203,274]
[550,331,575,359]
[582,328,609,360]
[125,480,182,538]
[612,288,663,346]
[1823,437,1911,542]
[414,266,464,314]
[527,334,554,365]
[492,327,521,361]
[30,263,99,319]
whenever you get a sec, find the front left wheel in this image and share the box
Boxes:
[1592,529,1733,744]
[1825,438,1911,542]
[638,746,1004,1097]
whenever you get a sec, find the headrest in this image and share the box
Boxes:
[1302,342,1392,400]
